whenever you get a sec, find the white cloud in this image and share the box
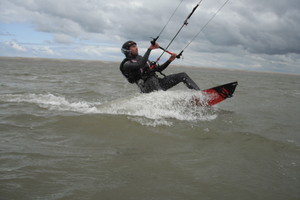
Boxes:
[32,46,58,56]
[5,41,27,52]
[77,45,121,60]
[79,46,104,56]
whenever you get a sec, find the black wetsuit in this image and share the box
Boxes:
[120,48,200,93]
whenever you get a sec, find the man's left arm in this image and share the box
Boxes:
[155,53,177,72]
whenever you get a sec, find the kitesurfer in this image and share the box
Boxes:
[120,41,200,93]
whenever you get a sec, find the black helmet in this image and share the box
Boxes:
[121,41,136,57]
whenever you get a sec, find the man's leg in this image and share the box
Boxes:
[159,72,200,91]
[137,76,162,93]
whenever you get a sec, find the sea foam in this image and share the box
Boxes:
[0,91,217,126]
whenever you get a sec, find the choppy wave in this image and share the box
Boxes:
[0,91,217,126]
[0,93,99,113]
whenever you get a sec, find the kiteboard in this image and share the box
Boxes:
[193,81,238,106]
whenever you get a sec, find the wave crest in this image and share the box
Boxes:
[0,91,217,126]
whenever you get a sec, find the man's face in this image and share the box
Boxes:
[130,44,138,56]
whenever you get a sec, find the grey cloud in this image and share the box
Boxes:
[1,0,299,73]
[5,0,109,35]
[2,0,300,54]
[208,0,300,55]
[165,0,300,56]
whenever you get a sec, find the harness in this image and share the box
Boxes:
[120,58,166,84]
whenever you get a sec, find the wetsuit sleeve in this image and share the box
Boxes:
[122,49,152,72]
[155,60,171,72]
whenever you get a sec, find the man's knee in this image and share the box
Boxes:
[178,72,190,81]
[174,72,186,79]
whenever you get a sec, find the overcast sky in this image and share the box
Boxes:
[1,0,300,73]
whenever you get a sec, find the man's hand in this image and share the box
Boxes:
[169,53,177,62]
[149,42,159,50]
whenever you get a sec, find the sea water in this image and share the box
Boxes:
[0,57,299,200]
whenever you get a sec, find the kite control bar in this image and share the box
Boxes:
[150,37,182,59]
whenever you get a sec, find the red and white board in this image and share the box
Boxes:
[193,81,238,106]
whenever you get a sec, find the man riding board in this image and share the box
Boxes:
[120,41,200,93]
